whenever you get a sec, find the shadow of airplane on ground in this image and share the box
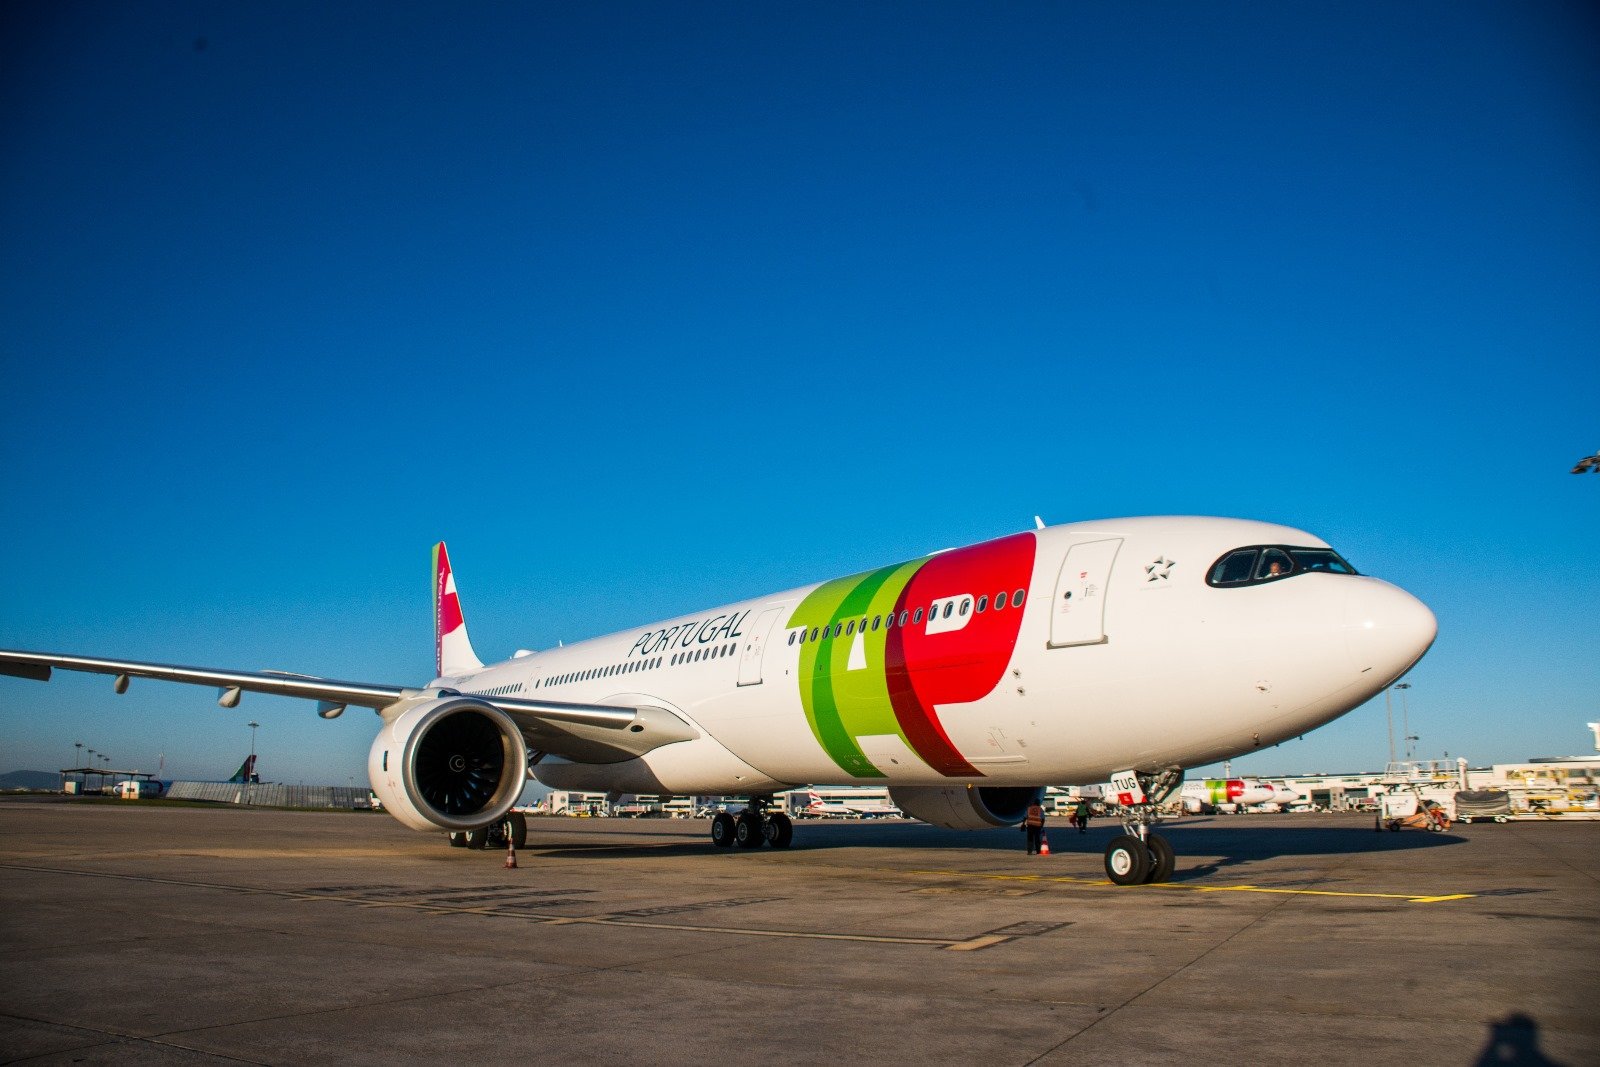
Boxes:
[515,815,1468,867]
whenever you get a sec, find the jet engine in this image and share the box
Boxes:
[888,785,1044,830]
[367,697,528,832]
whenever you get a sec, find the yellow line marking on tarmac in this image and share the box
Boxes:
[544,915,974,948]
[895,868,1475,904]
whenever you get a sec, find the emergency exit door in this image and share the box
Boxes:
[737,606,785,686]
[1048,539,1123,648]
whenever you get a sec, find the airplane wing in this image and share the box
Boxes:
[0,650,697,761]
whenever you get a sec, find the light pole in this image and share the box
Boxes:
[74,741,83,768]
[246,721,260,800]
[1383,690,1396,766]
[1395,683,1415,761]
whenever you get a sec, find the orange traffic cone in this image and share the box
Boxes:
[1039,833,1051,857]
[504,841,518,869]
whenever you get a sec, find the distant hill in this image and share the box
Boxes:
[0,770,60,791]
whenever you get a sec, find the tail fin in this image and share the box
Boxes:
[227,754,257,784]
[433,541,484,677]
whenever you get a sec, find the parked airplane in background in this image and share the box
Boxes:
[799,791,901,819]
[799,792,860,818]
[1178,778,1298,813]
[0,516,1436,885]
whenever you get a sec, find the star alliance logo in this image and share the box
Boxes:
[1145,557,1176,582]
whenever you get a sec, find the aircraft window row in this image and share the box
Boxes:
[475,683,523,696]
[670,642,738,666]
[1207,546,1358,587]
[543,656,664,687]
[785,589,1028,645]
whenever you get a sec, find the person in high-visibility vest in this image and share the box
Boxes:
[1023,800,1046,854]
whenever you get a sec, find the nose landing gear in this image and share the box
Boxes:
[1102,767,1182,886]
[709,797,793,850]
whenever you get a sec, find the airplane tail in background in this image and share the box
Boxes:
[433,542,484,677]
[227,754,257,784]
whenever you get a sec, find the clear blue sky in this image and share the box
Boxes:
[2,2,1595,786]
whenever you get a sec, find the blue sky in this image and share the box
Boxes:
[2,2,1595,786]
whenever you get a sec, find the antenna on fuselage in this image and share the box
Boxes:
[1034,515,1046,530]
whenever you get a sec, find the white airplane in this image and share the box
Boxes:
[797,791,860,818]
[798,790,901,819]
[0,516,1436,885]
[1176,778,1297,813]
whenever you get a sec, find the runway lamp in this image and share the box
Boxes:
[1395,683,1414,761]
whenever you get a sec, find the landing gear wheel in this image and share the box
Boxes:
[505,811,528,850]
[1104,834,1151,885]
[764,812,794,849]
[463,825,492,850]
[448,831,468,849]
[1144,833,1175,884]
[735,812,765,848]
[711,811,737,848]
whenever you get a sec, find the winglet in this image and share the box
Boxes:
[433,542,484,677]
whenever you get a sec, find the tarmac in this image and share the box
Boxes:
[1,797,1595,1066]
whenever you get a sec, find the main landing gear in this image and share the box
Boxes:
[448,810,528,851]
[710,798,793,850]
[1103,768,1182,886]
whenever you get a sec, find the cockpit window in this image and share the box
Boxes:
[1207,545,1358,588]
[1211,549,1259,585]
[1255,548,1293,580]
[1289,548,1357,574]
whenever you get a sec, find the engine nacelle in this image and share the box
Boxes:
[368,697,528,832]
[889,784,1044,830]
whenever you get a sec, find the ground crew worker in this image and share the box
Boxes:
[1023,799,1045,854]
[1074,797,1092,834]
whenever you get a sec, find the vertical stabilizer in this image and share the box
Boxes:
[433,542,484,677]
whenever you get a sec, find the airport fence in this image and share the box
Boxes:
[165,782,373,809]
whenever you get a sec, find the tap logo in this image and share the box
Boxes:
[788,532,1036,780]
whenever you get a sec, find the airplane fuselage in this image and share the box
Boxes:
[432,517,1436,797]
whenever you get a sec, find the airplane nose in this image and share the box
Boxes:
[1344,579,1438,680]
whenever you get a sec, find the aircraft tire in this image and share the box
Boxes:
[735,812,765,848]
[711,812,737,848]
[507,811,528,850]
[1145,833,1175,883]
[1104,835,1150,885]
[463,825,492,850]
[764,812,794,849]
[448,832,468,848]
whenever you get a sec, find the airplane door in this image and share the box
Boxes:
[737,606,785,686]
[1048,539,1123,648]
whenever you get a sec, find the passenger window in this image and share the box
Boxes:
[913,608,924,624]
[959,598,970,616]
[871,615,880,631]
[788,632,796,646]
[942,602,954,619]
[1013,589,1026,607]
[995,592,1007,610]
[845,620,856,635]
[885,612,895,629]
[977,595,988,612]
[898,611,908,626]
[1256,549,1293,580]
